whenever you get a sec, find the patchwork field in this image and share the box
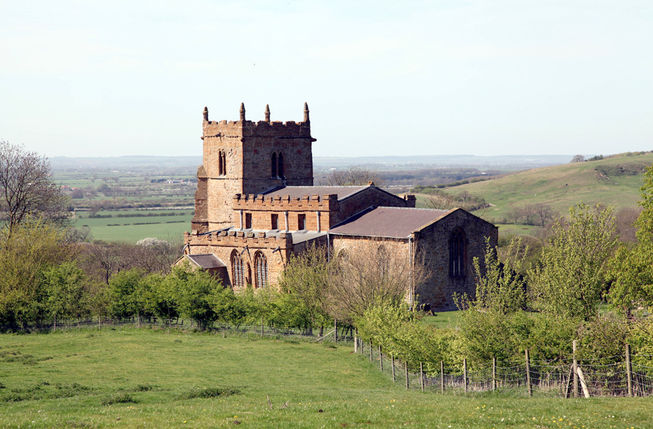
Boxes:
[0,328,651,428]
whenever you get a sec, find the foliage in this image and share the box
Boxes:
[108,269,147,320]
[636,164,653,239]
[278,245,332,330]
[169,266,223,330]
[607,242,653,315]
[463,236,528,314]
[43,262,88,329]
[0,218,75,330]
[0,141,69,235]
[528,203,618,320]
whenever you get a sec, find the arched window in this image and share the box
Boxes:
[449,229,466,278]
[278,153,284,178]
[271,153,277,177]
[231,250,244,287]
[254,251,268,288]
[377,245,389,277]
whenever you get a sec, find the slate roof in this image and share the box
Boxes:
[262,185,368,201]
[329,207,452,239]
[185,254,226,269]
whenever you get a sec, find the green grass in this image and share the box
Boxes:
[1,328,651,427]
[443,152,653,224]
[73,209,192,242]
[419,311,461,329]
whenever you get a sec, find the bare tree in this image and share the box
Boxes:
[323,167,381,186]
[326,240,425,323]
[0,141,68,234]
[570,155,585,163]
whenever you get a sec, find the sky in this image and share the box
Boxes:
[1,0,652,158]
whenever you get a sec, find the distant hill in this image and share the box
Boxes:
[437,152,653,224]
[50,154,572,172]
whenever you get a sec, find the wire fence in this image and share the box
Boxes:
[353,338,653,398]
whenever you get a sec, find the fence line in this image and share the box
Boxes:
[352,337,653,397]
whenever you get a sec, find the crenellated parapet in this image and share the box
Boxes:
[201,103,314,140]
[184,229,293,250]
[232,193,338,211]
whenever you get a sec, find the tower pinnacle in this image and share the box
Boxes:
[240,103,246,121]
[203,106,209,121]
[303,102,310,122]
[265,104,270,122]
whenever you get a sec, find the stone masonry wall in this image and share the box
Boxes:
[413,209,498,309]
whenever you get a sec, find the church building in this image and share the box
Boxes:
[182,104,497,309]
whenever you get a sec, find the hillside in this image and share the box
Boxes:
[434,152,652,228]
[1,328,650,427]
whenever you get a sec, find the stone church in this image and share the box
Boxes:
[181,103,497,309]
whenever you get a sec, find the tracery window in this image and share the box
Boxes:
[231,250,245,287]
[449,229,466,278]
[254,251,268,288]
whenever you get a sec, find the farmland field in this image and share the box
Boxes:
[0,328,651,428]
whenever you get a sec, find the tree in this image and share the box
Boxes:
[0,218,76,330]
[43,262,87,330]
[170,266,223,330]
[636,164,653,240]
[461,237,528,314]
[108,269,146,321]
[327,240,425,323]
[529,203,617,320]
[570,155,585,163]
[607,165,653,315]
[0,141,69,235]
[278,245,332,333]
[322,167,381,186]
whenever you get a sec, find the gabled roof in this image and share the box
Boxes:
[329,207,452,239]
[185,254,226,269]
[262,185,369,201]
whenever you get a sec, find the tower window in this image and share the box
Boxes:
[449,229,466,278]
[218,151,227,176]
[297,213,306,230]
[271,213,278,230]
[254,251,268,288]
[271,153,277,177]
[245,213,252,229]
[278,153,285,178]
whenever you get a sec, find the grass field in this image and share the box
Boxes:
[73,210,192,243]
[1,328,651,428]
[445,152,653,224]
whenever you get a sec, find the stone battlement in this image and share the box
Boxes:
[202,120,313,139]
[185,229,293,248]
[232,193,338,211]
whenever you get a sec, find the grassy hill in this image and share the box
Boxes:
[1,328,651,427]
[418,152,652,236]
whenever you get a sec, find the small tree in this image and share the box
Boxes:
[529,203,617,320]
[108,269,146,321]
[0,141,69,235]
[278,245,332,333]
[170,266,222,330]
[43,262,87,330]
[462,237,528,314]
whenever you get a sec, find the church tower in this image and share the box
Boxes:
[191,103,316,233]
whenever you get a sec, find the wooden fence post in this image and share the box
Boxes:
[463,358,468,394]
[492,356,497,391]
[420,362,425,392]
[525,349,532,397]
[354,332,358,353]
[379,346,383,371]
[572,340,578,398]
[625,343,633,397]
[392,355,396,382]
[334,319,338,343]
[405,362,410,390]
[440,360,445,394]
